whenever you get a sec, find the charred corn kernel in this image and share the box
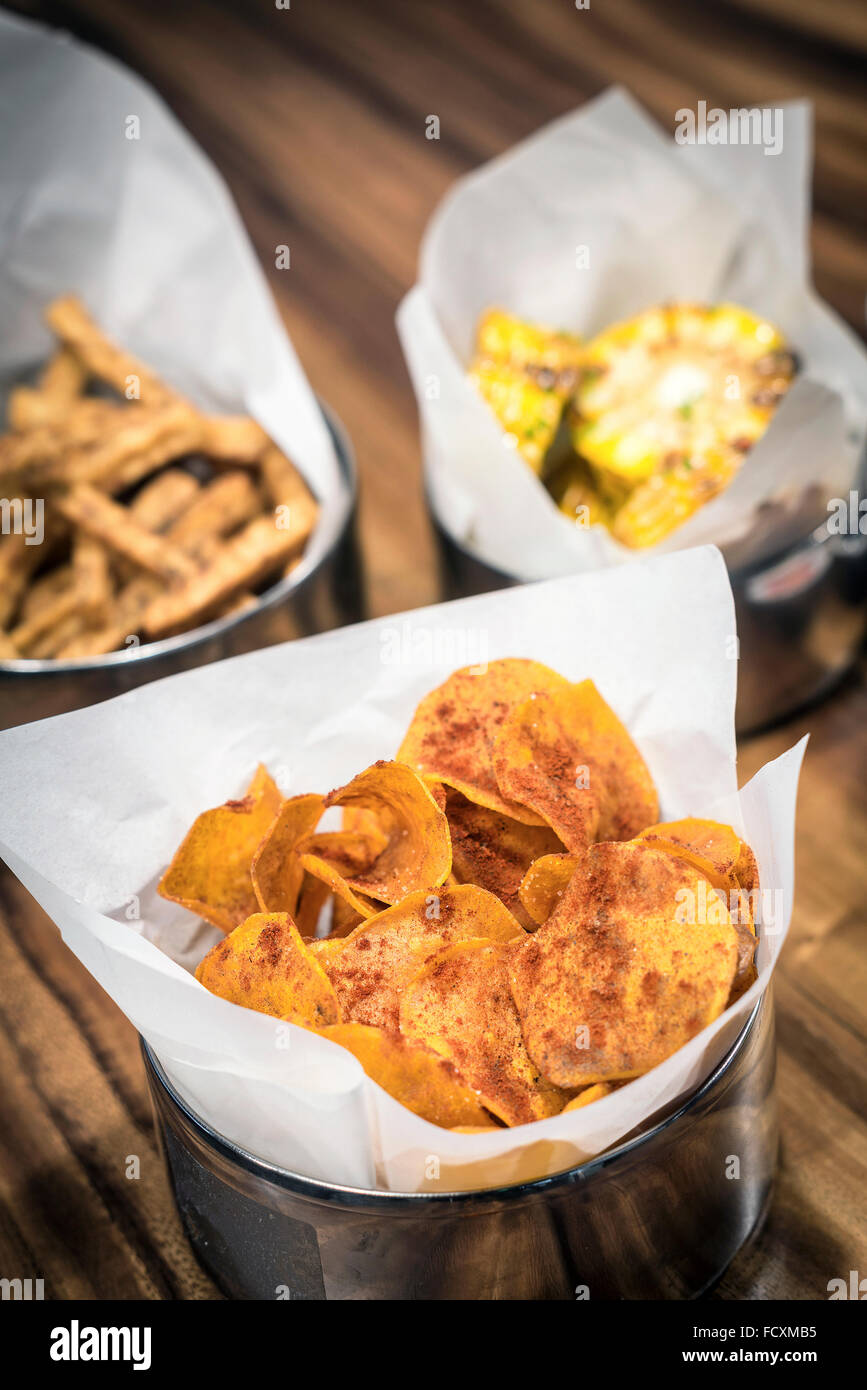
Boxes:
[571,302,795,514]
[469,309,583,473]
[475,309,583,391]
[469,361,564,474]
[611,451,736,549]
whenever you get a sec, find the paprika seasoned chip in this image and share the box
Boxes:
[298,850,382,922]
[317,1023,492,1128]
[401,939,567,1126]
[492,679,658,851]
[293,871,332,937]
[636,818,744,892]
[518,852,581,927]
[444,788,562,927]
[297,829,388,923]
[307,935,346,963]
[561,1083,613,1112]
[340,805,389,845]
[196,911,340,1027]
[636,818,760,932]
[331,894,369,938]
[397,658,571,822]
[511,840,739,1087]
[250,793,324,915]
[302,830,389,876]
[159,764,283,932]
[323,760,451,903]
[322,884,526,1030]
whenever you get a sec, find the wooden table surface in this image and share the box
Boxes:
[1,0,865,1300]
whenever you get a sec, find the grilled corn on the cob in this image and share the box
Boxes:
[469,309,582,474]
[570,302,796,544]
[467,302,796,547]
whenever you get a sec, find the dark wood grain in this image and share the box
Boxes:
[0,0,864,1301]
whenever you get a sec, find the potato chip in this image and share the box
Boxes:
[302,830,387,876]
[561,1083,613,1112]
[397,658,571,822]
[734,839,760,897]
[159,764,283,932]
[518,852,581,926]
[323,760,451,903]
[298,851,382,921]
[293,872,331,937]
[510,841,739,1087]
[196,911,340,1027]
[307,935,346,962]
[322,884,526,1030]
[444,788,562,927]
[421,776,448,813]
[636,819,760,935]
[493,680,658,852]
[400,939,567,1126]
[331,893,368,938]
[340,805,388,843]
[297,829,387,926]
[250,793,324,914]
[317,1023,492,1128]
[636,818,742,891]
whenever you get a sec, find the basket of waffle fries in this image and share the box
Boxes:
[0,15,357,727]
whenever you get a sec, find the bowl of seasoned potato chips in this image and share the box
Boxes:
[0,549,802,1299]
[144,657,776,1299]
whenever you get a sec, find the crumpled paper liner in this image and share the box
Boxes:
[398,88,866,580]
[0,11,344,540]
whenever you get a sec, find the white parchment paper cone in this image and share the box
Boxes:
[0,12,341,517]
[0,546,804,1192]
[397,87,867,581]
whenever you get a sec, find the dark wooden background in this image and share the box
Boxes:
[0,0,865,1300]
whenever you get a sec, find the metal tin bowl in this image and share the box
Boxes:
[0,404,362,731]
[143,993,776,1301]
[431,505,867,737]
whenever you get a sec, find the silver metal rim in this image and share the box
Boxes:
[426,482,838,588]
[0,400,356,675]
[142,996,763,1208]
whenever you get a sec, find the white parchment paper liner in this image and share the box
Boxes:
[0,546,804,1191]
[398,88,867,580]
[0,11,343,547]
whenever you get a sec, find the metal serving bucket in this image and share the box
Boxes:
[0,404,362,731]
[431,507,867,737]
[143,994,776,1301]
